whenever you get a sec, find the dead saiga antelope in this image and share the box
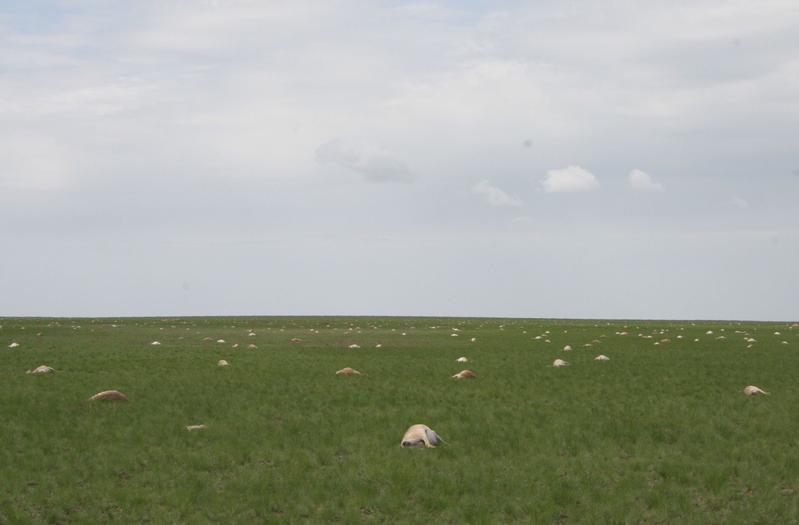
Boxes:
[335,367,362,376]
[88,390,129,401]
[400,424,445,448]
[743,385,769,396]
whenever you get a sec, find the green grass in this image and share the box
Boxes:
[1,316,798,523]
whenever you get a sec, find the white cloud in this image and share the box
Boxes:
[540,166,599,193]
[393,3,464,21]
[472,180,522,207]
[730,196,750,209]
[628,169,664,192]
[0,138,71,191]
[315,138,412,182]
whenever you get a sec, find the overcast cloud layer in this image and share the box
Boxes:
[1,0,798,320]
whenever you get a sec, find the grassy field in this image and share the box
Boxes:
[1,316,798,524]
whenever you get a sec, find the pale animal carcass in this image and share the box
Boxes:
[456,356,469,363]
[553,359,569,368]
[594,355,610,361]
[8,342,20,348]
[89,390,129,401]
[400,424,444,448]
[186,424,207,431]
[335,367,362,376]
[743,385,769,396]
[27,365,55,374]
[563,345,572,352]
[452,369,476,379]
[217,359,230,367]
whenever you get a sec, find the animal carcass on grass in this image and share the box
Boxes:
[89,390,129,401]
[27,365,55,374]
[335,367,362,376]
[452,369,476,379]
[401,424,444,448]
[743,385,769,396]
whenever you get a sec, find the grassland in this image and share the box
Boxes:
[1,316,798,524]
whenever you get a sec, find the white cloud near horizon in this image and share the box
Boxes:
[472,180,522,207]
[540,166,599,193]
[731,196,750,209]
[628,169,664,192]
[314,139,412,183]
[0,137,72,191]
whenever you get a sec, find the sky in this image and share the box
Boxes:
[1,0,798,320]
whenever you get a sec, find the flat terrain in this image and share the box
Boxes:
[1,316,798,524]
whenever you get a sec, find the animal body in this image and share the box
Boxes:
[27,365,55,374]
[89,390,128,401]
[336,367,361,376]
[743,385,768,396]
[401,424,444,448]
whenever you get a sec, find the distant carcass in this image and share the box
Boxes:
[89,390,128,401]
[400,424,444,448]
[336,367,362,376]
[27,365,55,374]
[743,385,768,396]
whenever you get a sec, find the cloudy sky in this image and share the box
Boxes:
[1,0,797,320]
